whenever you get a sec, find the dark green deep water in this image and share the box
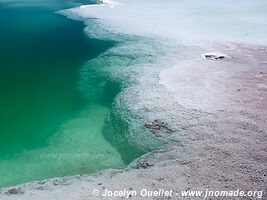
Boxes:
[0,3,110,158]
[0,0,141,187]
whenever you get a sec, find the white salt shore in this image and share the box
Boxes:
[64,0,267,45]
[1,0,266,199]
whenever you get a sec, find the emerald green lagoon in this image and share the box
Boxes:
[0,0,142,187]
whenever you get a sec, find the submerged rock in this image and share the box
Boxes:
[6,188,23,195]
[202,52,231,61]
[136,160,154,169]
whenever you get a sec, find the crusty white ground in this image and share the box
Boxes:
[0,42,266,200]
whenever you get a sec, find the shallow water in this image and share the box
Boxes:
[0,0,143,187]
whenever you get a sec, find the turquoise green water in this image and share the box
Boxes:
[0,0,143,187]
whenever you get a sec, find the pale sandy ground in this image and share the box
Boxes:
[0,42,266,200]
